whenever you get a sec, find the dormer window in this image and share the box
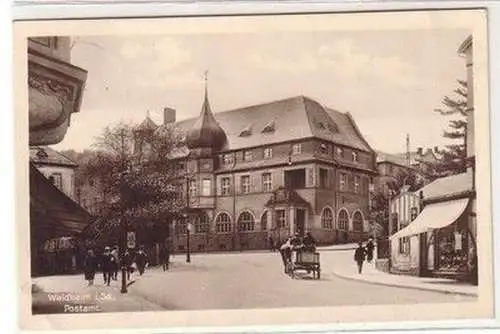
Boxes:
[352,151,359,162]
[262,120,275,133]
[243,151,253,162]
[239,125,252,137]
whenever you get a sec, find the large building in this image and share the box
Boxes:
[136,90,378,252]
[28,37,89,275]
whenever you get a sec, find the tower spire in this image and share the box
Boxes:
[406,133,410,167]
[204,70,209,98]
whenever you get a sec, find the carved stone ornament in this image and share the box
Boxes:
[28,72,72,105]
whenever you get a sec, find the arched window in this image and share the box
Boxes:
[338,209,349,230]
[260,211,268,231]
[175,220,187,235]
[353,211,364,232]
[194,214,210,233]
[238,211,255,232]
[215,213,232,233]
[321,207,334,229]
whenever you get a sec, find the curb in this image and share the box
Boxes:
[330,270,478,298]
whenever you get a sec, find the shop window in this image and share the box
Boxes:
[399,237,410,254]
[238,211,255,232]
[321,207,334,229]
[215,213,232,233]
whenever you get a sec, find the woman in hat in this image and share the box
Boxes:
[83,249,97,286]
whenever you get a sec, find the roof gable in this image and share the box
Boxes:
[30,146,78,167]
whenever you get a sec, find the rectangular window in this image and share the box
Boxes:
[262,173,272,192]
[399,237,411,254]
[319,168,328,188]
[319,143,328,155]
[202,179,211,196]
[50,173,63,191]
[223,154,233,165]
[276,209,287,228]
[354,175,360,193]
[241,175,250,194]
[352,151,359,162]
[221,177,231,196]
[189,180,197,198]
[339,172,347,191]
[264,147,273,159]
[336,147,344,158]
[243,151,253,162]
[292,143,302,155]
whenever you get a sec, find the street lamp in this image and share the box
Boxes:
[186,222,192,263]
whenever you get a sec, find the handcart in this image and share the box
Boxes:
[288,249,321,279]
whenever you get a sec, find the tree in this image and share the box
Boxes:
[434,80,468,175]
[370,168,425,237]
[79,122,186,242]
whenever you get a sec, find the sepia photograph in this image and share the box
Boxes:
[14,8,493,330]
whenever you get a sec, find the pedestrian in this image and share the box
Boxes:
[121,249,133,280]
[268,236,275,252]
[83,249,97,286]
[354,242,366,274]
[101,246,114,286]
[303,232,316,252]
[366,238,375,263]
[279,237,293,274]
[135,245,148,276]
[159,245,170,271]
[111,245,120,280]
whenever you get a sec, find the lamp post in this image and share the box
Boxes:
[186,222,192,263]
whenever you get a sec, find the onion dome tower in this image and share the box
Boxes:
[186,72,227,154]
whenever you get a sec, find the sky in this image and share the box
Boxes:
[53,29,470,154]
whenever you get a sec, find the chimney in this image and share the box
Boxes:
[417,147,423,156]
[163,107,176,125]
[434,146,439,153]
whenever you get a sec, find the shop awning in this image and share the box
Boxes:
[390,198,469,239]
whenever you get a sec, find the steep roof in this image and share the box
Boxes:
[417,170,472,200]
[136,116,158,132]
[30,146,78,168]
[176,96,373,153]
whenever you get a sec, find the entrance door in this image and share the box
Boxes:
[295,209,306,237]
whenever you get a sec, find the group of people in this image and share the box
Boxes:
[353,238,375,274]
[278,232,317,273]
[82,245,150,286]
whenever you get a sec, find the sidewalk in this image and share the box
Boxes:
[329,251,478,297]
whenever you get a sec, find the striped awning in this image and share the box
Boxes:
[390,198,469,239]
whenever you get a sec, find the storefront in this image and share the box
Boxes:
[390,195,477,283]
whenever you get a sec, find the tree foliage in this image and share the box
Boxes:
[77,122,186,230]
[434,79,468,175]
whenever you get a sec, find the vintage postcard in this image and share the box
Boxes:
[14,8,492,331]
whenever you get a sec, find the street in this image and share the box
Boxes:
[32,250,475,313]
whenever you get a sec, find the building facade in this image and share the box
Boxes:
[28,36,89,276]
[136,92,378,252]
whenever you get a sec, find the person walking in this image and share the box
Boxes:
[159,245,170,271]
[135,245,148,276]
[101,246,114,286]
[279,237,293,274]
[268,236,275,252]
[354,242,366,274]
[83,249,97,286]
[365,238,375,263]
[121,249,133,280]
[303,232,317,252]
[111,245,120,280]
